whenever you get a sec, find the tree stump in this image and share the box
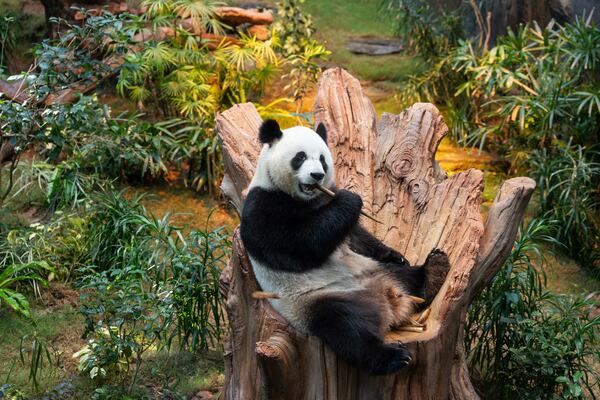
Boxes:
[215,68,535,400]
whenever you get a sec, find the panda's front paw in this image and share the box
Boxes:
[335,189,363,213]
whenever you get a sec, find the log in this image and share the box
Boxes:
[216,68,535,399]
[215,7,274,26]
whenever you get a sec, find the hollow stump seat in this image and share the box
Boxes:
[215,68,535,400]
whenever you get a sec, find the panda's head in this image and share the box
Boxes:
[252,119,334,201]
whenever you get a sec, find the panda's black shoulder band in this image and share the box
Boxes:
[259,119,283,144]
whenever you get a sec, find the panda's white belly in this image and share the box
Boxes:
[250,244,412,334]
[249,244,393,333]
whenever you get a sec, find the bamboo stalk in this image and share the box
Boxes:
[315,184,383,224]
[252,291,281,299]
[397,326,425,333]
[417,308,431,324]
[408,295,426,304]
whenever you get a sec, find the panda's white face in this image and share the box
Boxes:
[253,125,335,201]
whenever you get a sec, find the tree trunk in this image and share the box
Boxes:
[215,68,535,400]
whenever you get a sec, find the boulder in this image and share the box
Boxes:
[346,36,403,55]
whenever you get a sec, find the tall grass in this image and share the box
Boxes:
[465,218,600,398]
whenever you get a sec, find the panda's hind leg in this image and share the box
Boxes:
[419,249,451,307]
[385,249,451,309]
[305,292,412,375]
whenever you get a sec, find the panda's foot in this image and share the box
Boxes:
[363,342,412,375]
[421,248,451,308]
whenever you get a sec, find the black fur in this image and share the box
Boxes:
[319,154,328,173]
[306,293,411,375]
[315,123,327,143]
[290,151,306,171]
[259,119,283,145]
[348,224,425,296]
[241,187,363,272]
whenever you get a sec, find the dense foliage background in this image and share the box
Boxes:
[0,0,598,399]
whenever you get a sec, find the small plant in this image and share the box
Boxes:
[18,332,57,392]
[169,226,230,351]
[0,261,52,317]
[273,0,315,57]
[283,41,330,112]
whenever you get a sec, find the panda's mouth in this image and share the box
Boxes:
[299,183,317,194]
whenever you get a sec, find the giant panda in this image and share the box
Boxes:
[240,119,449,375]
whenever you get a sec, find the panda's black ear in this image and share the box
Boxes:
[316,123,327,143]
[259,119,283,145]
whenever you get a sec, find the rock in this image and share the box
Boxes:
[248,24,270,40]
[346,36,403,55]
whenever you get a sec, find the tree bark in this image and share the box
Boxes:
[216,68,535,400]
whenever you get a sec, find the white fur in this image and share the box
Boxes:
[251,250,363,333]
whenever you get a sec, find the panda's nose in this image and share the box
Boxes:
[310,172,325,182]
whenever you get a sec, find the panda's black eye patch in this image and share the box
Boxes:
[291,151,307,170]
[320,154,328,172]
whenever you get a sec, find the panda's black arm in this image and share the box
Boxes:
[289,189,363,261]
[241,187,363,272]
[348,224,410,268]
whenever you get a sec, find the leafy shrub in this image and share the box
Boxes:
[380,0,463,63]
[274,0,330,111]
[81,190,228,351]
[32,10,140,99]
[465,218,600,399]
[70,190,229,392]
[76,264,173,391]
